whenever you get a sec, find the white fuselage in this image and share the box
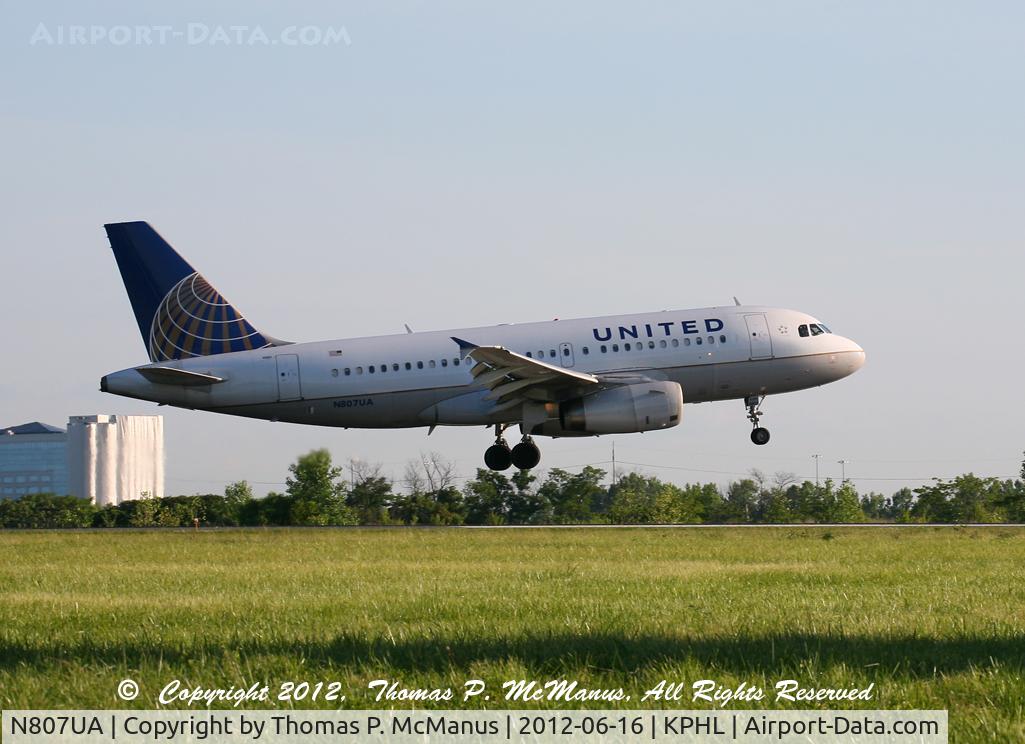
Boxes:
[102,305,865,433]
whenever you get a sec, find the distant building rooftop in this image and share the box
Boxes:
[2,422,67,436]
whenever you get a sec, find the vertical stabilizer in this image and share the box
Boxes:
[104,221,280,362]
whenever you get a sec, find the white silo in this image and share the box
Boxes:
[67,415,165,505]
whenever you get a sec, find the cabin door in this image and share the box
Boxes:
[276,354,302,401]
[743,314,774,360]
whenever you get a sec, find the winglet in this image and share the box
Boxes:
[451,336,478,360]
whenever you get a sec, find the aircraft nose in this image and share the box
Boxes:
[844,338,866,372]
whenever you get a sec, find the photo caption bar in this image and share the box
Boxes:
[3,709,948,743]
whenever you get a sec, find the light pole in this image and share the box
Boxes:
[838,459,848,484]
[349,458,359,489]
[812,454,821,486]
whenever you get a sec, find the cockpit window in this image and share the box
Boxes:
[809,323,832,336]
[798,324,809,337]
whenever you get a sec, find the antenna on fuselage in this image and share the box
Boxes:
[404,324,414,334]
[733,296,741,306]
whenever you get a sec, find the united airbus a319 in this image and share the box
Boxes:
[101,222,865,471]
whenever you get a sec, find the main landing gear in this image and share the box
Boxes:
[483,425,542,471]
[746,395,771,446]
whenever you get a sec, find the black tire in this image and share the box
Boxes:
[510,441,542,470]
[484,444,513,471]
[750,427,771,446]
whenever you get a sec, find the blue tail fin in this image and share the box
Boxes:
[104,221,279,362]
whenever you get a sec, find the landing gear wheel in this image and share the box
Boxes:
[744,395,770,445]
[484,443,512,471]
[510,438,542,470]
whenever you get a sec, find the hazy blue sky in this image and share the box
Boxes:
[2,2,1023,495]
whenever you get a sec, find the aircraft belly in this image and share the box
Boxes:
[418,389,510,425]
[700,355,841,400]
[674,365,716,402]
[669,355,845,403]
[212,387,474,428]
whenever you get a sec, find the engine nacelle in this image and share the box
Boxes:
[531,381,683,436]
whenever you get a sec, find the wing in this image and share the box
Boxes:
[452,337,599,413]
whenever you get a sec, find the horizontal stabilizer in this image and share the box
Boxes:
[136,367,225,386]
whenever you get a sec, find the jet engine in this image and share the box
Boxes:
[531,381,683,436]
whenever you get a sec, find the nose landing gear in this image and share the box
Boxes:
[746,395,770,445]
[483,425,542,471]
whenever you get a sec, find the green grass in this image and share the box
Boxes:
[1,527,1024,742]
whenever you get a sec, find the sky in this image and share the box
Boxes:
[2,2,1023,496]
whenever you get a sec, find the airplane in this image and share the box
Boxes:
[100,222,866,471]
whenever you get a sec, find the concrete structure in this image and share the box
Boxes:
[67,415,165,506]
[0,422,69,498]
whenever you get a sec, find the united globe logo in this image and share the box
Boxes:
[147,273,269,362]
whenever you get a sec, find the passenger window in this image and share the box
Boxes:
[393,363,399,371]
[549,349,556,358]
[720,335,726,343]
[379,364,386,374]
[369,365,375,373]
[696,338,703,345]
[798,324,809,337]
[684,338,691,347]
[453,358,460,366]
[563,347,570,356]
[671,339,679,347]
[344,368,351,376]
[356,366,364,374]
[417,361,424,369]
[601,345,607,353]
[441,359,448,367]
[405,362,412,370]
[331,368,339,377]
[429,360,436,368]
[708,336,715,344]
[538,350,544,358]
[659,340,667,348]
[648,341,655,349]
[624,343,632,351]
[526,351,533,358]
[612,344,619,352]
[582,347,589,355]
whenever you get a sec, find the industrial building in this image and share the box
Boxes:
[1,415,164,505]
[67,415,165,506]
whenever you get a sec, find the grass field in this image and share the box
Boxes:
[1,527,1023,742]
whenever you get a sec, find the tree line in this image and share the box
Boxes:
[2,449,1024,529]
